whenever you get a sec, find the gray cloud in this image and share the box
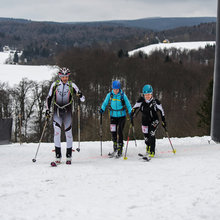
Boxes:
[0,0,217,22]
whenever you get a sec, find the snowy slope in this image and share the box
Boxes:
[0,136,220,220]
[0,51,11,64]
[128,41,216,56]
[0,51,58,86]
[0,64,59,86]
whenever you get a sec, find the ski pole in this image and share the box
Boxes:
[130,107,141,147]
[32,118,48,162]
[100,113,103,156]
[132,123,137,147]
[76,97,81,152]
[163,126,176,154]
[124,123,132,160]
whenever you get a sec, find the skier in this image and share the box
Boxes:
[99,80,132,157]
[131,84,166,158]
[46,67,85,165]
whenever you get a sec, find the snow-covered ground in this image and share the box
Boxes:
[128,41,216,56]
[0,136,220,220]
[0,51,58,86]
[0,63,58,86]
[0,51,11,64]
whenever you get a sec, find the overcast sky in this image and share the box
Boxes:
[0,0,218,22]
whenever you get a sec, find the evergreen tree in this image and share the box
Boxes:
[197,79,213,133]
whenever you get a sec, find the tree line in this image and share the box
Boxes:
[0,20,216,65]
[0,46,214,142]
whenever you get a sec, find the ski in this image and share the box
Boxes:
[108,152,122,158]
[50,160,61,167]
[50,161,58,167]
[66,159,72,165]
[138,153,151,162]
[52,149,75,152]
[108,151,117,158]
[51,159,73,166]
[115,154,122,159]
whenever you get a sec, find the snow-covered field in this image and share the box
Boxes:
[128,41,216,56]
[0,42,216,86]
[0,136,220,220]
[0,51,11,64]
[0,51,58,86]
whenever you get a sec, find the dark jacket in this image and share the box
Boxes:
[132,97,165,126]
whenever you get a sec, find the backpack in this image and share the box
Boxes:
[109,90,126,111]
[53,80,74,105]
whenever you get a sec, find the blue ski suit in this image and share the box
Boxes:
[100,89,132,146]
[101,90,132,117]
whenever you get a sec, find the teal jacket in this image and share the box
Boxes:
[101,90,132,117]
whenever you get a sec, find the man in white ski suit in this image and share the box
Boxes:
[46,67,85,163]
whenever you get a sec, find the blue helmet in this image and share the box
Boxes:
[142,84,153,94]
[112,80,121,89]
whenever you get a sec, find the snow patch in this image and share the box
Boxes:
[128,41,216,56]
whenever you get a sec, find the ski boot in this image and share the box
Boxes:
[55,146,62,164]
[108,142,117,157]
[148,151,155,158]
[116,143,123,158]
[66,148,72,165]
[51,147,62,166]
[146,145,151,154]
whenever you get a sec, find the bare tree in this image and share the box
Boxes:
[11,78,37,142]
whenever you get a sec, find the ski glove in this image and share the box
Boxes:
[99,109,104,114]
[150,130,156,136]
[130,109,135,117]
[151,120,159,127]
[77,90,83,98]
[45,109,51,118]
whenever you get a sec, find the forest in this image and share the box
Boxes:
[0,44,215,142]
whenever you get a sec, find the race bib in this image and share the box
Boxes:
[142,125,148,134]
[110,124,116,132]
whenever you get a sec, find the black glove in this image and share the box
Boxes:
[130,109,135,117]
[45,109,51,118]
[99,109,104,114]
[151,120,159,127]
[129,113,133,124]
[77,91,83,98]
[150,130,156,137]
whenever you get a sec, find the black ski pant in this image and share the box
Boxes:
[110,116,126,146]
[142,123,158,154]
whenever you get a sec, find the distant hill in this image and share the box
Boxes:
[0,17,217,64]
[67,17,217,31]
[0,17,32,23]
[1,16,217,31]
